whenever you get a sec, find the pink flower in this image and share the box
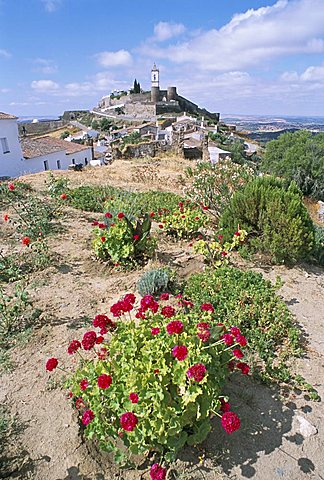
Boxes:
[97,374,112,389]
[80,379,89,391]
[166,321,183,335]
[151,327,160,335]
[221,412,240,434]
[236,334,247,347]
[233,348,244,359]
[161,305,176,318]
[186,363,207,382]
[172,345,188,361]
[82,331,97,350]
[222,334,234,346]
[236,362,250,374]
[159,293,169,301]
[45,358,58,371]
[82,409,95,426]
[67,340,81,355]
[129,392,139,404]
[120,412,138,431]
[150,463,167,480]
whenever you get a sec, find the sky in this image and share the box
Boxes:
[1,0,324,117]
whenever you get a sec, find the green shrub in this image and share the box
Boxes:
[46,173,69,197]
[313,225,324,265]
[158,202,208,239]
[137,268,172,296]
[219,176,315,263]
[49,293,247,468]
[70,186,122,212]
[184,267,302,382]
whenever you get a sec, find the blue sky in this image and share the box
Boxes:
[1,0,324,117]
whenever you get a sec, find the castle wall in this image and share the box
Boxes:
[156,102,181,115]
[124,102,156,118]
[18,120,67,136]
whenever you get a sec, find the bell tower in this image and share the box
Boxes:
[151,63,159,88]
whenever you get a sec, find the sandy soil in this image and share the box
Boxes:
[1,161,323,480]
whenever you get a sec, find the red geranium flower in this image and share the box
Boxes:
[172,345,188,361]
[97,374,112,389]
[230,327,241,336]
[129,392,139,404]
[80,379,89,390]
[149,211,155,218]
[236,362,250,374]
[161,305,175,318]
[3,214,9,222]
[81,331,97,350]
[133,234,139,240]
[8,182,15,191]
[220,398,231,413]
[119,412,138,431]
[150,463,167,480]
[75,397,85,410]
[96,336,104,344]
[117,212,125,219]
[82,409,95,426]
[100,236,106,243]
[60,193,67,200]
[158,224,164,229]
[140,295,159,313]
[186,363,206,382]
[200,303,214,312]
[236,334,247,347]
[221,251,228,257]
[105,212,112,218]
[233,348,244,359]
[154,369,159,375]
[45,357,58,371]
[21,236,31,246]
[151,327,160,335]
[159,293,169,301]
[67,339,81,355]
[222,334,234,346]
[166,320,183,335]
[221,411,240,434]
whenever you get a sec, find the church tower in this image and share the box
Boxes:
[151,63,160,103]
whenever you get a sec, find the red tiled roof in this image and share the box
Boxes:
[21,136,90,159]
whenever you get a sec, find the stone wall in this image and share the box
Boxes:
[18,120,67,136]
[124,102,156,118]
[121,141,172,159]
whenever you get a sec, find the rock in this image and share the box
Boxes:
[296,415,317,437]
[318,201,324,220]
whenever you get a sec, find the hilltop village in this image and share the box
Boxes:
[0,65,258,178]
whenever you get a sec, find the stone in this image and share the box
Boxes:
[296,415,317,437]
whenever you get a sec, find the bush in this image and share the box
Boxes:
[262,130,324,200]
[158,201,208,239]
[219,176,315,263]
[137,268,172,297]
[47,293,248,469]
[193,229,248,267]
[184,267,301,382]
[313,225,324,265]
[92,212,156,265]
[70,186,122,212]
[185,160,254,222]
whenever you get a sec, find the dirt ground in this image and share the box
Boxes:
[1,161,323,480]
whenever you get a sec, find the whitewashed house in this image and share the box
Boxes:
[0,112,24,178]
[208,145,231,164]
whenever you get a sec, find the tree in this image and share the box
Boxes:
[262,130,324,200]
[133,79,141,94]
[100,118,112,131]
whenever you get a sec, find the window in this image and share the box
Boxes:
[43,160,49,171]
[72,158,75,165]
[85,157,88,165]
[57,160,61,169]
[1,137,10,154]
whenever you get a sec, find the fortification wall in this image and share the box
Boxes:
[124,102,156,118]
[122,141,172,159]
[18,119,67,136]
[156,102,181,115]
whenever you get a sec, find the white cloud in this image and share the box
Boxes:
[300,64,324,82]
[33,58,58,74]
[0,49,11,58]
[95,50,132,67]
[40,0,61,12]
[31,80,59,92]
[281,71,299,82]
[153,22,186,42]
[139,0,324,71]
[0,88,10,93]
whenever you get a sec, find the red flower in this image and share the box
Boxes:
[8,182,15,191]
[120,412,138,431]
[166,320,183,335]
[200,303,214,312]
[105,212,112,218]
[80,379,89,391]
[154,369,159,375]
[197,329,211,343]
[135,309,146,319]
[218,234,223,241]
[124,293,136,305]
[91,221,99,226]
[158,224,164,229]
[234,231,240,237]
[172,345,188,361]
[140,295,159,313]
[222,334,234,346]
[178,202,183,208]
[60,193,67,200]
[96,336,104,344]
[82,409,95,426]
[197,322,210,330]
[221,251,228,257]
[45,357,58,371]
[97,347,109,360]
[151,327,160,335]
[230,327,241,336]
[149,211,155,218]
[236,362,250,374]
[150,463,167,480]
[21,236,31,246]
[67,340,81,355]
[221,412,240,434]
[98,223,106,229]
[195,216,200,220]
[129,392,139,404]
[187,363,207,382]
[227,360,236,371]
[202,205,209,210]
[233,348,244,359]
[220,399,231,413]
[100,236,106,243]
[161,305,176,318]
[159,293,169,301]
[82,331,97,350]
[236,334,247,347]
[117,212,125,219]
[75,397,85,410]
[97,374,112,389]
[133,234,139,240]
[93,314,115,331]
[3,214,9,222]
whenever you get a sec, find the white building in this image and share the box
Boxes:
[0,112,24,178]
[208,145,231,164]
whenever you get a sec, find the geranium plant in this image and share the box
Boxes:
[92,211,156,265]
[158,202,208,239]
[46,293,248,475]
